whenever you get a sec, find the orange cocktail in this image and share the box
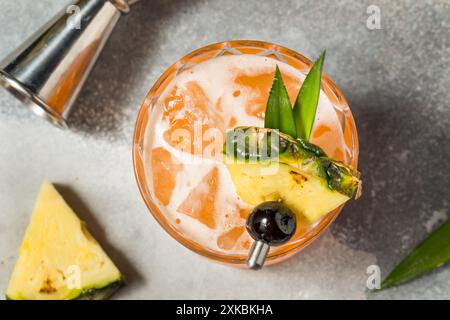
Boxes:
[133,41,358,265]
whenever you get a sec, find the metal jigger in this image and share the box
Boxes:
[0,0,139,128]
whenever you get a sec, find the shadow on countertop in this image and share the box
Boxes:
[331,87,450,282]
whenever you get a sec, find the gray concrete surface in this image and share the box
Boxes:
[0,0,449,299]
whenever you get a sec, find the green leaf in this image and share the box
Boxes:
[379,218,450,290]
[293,50,326,141]
[264,66,297,138]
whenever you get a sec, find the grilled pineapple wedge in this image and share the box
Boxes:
[224,127,361,223]
[6,180,123,300]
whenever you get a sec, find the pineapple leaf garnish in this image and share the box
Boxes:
[293,50,326,141]
[264,66,297,138]
[264,50,326,141]
[378,218,450,290]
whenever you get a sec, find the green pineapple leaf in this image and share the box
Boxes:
[293,50,326,141]
[379,218,450,290]
[264,65,297,138]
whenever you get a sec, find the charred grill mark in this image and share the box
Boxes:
[39,277,56,294]
[289,170,307,184]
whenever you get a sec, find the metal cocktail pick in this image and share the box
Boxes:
[246,201,297,270]
[247,241,271,270]
[0,0,139,128]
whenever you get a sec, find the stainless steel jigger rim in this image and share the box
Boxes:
[0,70,68,128]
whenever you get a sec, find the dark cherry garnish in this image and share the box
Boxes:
[246,201,297,270]
[246,201,296,245]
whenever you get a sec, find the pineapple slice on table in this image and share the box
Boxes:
[6,180,123,300]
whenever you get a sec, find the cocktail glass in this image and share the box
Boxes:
[133,40,358,266]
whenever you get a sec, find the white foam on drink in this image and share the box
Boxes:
[143,54,345,253]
